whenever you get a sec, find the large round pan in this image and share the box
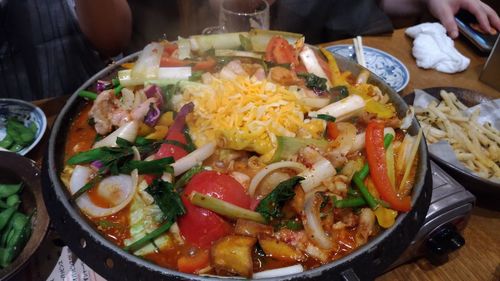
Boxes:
[42,51,432,281]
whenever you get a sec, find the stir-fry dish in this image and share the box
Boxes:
[61,30,421,278]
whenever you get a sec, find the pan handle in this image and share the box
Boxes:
[341,268,361,281]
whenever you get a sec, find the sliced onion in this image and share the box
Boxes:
[303,193,333,249]
[400,106,415,130]
[172,142,216,176]
[131,146,141,161]
[90,160,104,171]
[299,157,336,193]
[253,264,304,279]
[69,165,136,218]
[299,46,332,88]
[93,120,139,148]
[157,67,192,80]
[300,97,331,109]
[248,161,307,197]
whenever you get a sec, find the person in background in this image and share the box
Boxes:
[0,0,111,100]
[1,0,498,100]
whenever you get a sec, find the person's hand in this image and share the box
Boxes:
[425,0,500,38]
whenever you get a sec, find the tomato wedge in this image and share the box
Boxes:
[178,171,251,248]
[265,36,299,65]
[365,121,411,212]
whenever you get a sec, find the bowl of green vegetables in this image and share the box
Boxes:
[0,99,47,156]
[0,151,49,280]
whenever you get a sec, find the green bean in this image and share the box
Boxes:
[78,90,98,100]
[334,197,367,208]
[353,172,378,209]
[0,200,9,209]
[0,207,16,231]
[0,183,22,198]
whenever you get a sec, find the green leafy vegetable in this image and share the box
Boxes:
[297,73,327,91]
[124,179,186,253]
[255,176,304,222]
[145,179,186,221]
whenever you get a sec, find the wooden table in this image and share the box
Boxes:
[25,28,499,281]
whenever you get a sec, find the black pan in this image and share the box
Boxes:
[42,51,432,281]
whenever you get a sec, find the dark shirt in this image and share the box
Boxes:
[272,0,393,44]
[0,0,105,100]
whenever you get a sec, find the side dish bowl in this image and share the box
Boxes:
[0,99,47,156]
[404,87,500,197]
[0,151,50,280]
[42,50,432,280]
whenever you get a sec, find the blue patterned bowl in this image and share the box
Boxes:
[325,44,410,92]
[0,99,47,156]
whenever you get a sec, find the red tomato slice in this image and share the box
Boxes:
[155,131,188,161]
[265,36,298,65]
[178,171,251,248]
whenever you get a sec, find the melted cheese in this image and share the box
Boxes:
[181,76,324,160]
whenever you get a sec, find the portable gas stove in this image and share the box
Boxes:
[388,160,475,270]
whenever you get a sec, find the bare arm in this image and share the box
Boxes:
[380,0,500,38]
[75,0,132,57]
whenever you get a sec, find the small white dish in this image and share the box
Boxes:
[0,99,47,156]
[325,44,410,92]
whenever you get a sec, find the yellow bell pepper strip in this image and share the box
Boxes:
[320,47,345,86]
[374,206,398,228]
[365,120,411,212]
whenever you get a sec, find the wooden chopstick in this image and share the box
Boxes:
[353,36,366,68]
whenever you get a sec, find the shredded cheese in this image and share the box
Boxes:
[181,76,324,160]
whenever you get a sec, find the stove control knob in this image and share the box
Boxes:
[425,225,465,265]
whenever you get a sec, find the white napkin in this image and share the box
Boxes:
[405,23,470,73]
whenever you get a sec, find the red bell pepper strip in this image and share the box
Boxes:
[365,120,411,212]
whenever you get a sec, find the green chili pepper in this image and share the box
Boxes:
[0,183,22,198]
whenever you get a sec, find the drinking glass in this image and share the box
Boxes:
[203,0,270,34]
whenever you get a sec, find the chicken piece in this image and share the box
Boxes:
[268,66,301,86]
[355,208,375,246]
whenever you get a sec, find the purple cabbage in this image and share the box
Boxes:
[168,102,194,134]
[144,84,164,109]
[144,103,161,127]
[96,80,112,93]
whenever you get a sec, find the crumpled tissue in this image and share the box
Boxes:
[405,23,470,73]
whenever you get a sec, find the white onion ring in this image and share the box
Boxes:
[69,165,136,218]
[299,157,336,193]
[253,264,304,279]
[303,193,333,249]
[248,161,307,197]
[172,142,216,176]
